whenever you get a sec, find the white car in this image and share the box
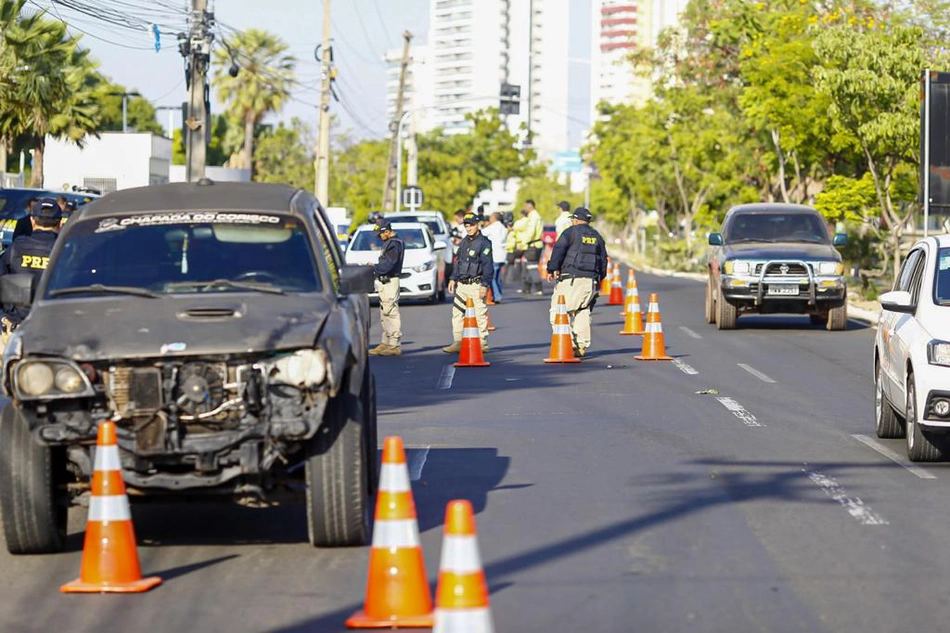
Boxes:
[345,222,447,303]
[385,211,454,275]
[874,234,950,461]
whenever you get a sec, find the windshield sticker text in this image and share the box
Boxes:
[96,213,281,233]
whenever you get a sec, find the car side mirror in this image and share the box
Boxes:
[0,273,35,308]
[879,290,915,314]
[339,264,375,295]
[708,233,723,246]
[433,240,447,251]
[833,233,848,247]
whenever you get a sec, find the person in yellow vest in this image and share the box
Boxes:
[554,200,572,239]
[507,209,530,286]
[521,199,544,295]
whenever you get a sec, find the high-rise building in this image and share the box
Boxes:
[383,44,433,135]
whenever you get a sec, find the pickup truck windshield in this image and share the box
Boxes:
[45,213,322,297]
[937,248,950,306]
[725,213,830,244]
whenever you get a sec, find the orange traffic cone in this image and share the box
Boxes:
[635,293,673,361]
[347,437,434,629]
[485,289,495,306]
[486,309,497,332]
[608,264,624,306]
[455,298,489,367]
[600,258,612,295]
[544,295,581,363]
[619,272,645,335]
[433,500,495,633]
[61,421,162,594]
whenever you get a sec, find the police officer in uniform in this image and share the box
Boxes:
[368,219,405,356]
[0,198,62,343]
[546,207,608,358]
[442,212,493,354]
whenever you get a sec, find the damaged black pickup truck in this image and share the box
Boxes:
[0,181,378,553]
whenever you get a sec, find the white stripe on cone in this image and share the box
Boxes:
[379,463,411,493]
[88,494,132,522]
[553,324,571,335]
[438,535,483,574]
[464,308,475,318]
[462,327,480,338]
[93,445,121,471]
[434,608,494,633]
[371,518,422,548]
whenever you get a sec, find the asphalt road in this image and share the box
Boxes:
[3,268,950,632]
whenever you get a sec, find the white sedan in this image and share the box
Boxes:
[875,234,950,461]
[345,222,447,303]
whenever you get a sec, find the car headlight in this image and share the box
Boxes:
[816,261,844,276]
[14,359,94,399]
[412,261,434,273]
[270,349,329,388]
[928,340,950,367]
[724,260,751,275]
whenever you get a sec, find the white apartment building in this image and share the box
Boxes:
[396,0,569,160]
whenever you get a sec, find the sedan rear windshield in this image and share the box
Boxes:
[937,248,950,305]
[388,216,443,235]
[725,213,830,244]
[350,228,428,251]
[45,213,322,296]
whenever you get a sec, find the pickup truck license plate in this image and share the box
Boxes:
[768,284,799,296]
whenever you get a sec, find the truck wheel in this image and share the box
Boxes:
[362,365,378,496]
[906,374,943,462]
[704,275,715,324]
[826,303,847,331]
[305,374,370,547]
[0,405,68,554]
[715,293,737,330]
[875,361,903,439]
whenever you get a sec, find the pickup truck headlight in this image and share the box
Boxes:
[928,340,950,367]
[816,261,844,276]
[270,349,329,388]
[724,260,751,275]
[412,260,434,273]
[14,359,94,399]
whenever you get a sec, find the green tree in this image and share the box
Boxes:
[513,171,582,222]
[89,76,163,135]
[329,136,388,225]
[254,118,315,189]
[212,29,295,175]
[172,114,237,167]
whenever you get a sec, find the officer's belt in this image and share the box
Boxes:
[457,277,479,284]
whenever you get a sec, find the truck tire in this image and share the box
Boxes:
[875,361,903,439]
[906,374,943,462]
[704,275,715,324]
[305,372,370,547]
[0,405,68,554]
[362,365,378,496]
[715,292,737,330]
[826,303,847,331]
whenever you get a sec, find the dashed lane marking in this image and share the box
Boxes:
[437,364,456,390]
[406,447,429,481]
[672,358,698,375]
[738,363,776,383]
[851,434,937,480]
[716,397,764,427]
[803,465,889,525]
[679,326,702,339]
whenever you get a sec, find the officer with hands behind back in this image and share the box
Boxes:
[442,212,493,354]
[546,207,607,359]
[368,219,405,357]
[0,198,62,345]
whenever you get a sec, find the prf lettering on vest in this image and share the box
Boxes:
[581,236,598,245]
[20,255,50,269]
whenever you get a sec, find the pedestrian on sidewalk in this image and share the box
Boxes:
[481,211,509,302]
[546,207,608,358]
[443,212,494,354]
[368,220,405,356]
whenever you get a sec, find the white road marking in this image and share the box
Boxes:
[716,397,764,427]
[679,326,702,340]
[851,434,937,480]
[738,363,776,383]
[672,358,698,375]
[803,466,889,525]
[437,364,456,390]
[406,447,429,481]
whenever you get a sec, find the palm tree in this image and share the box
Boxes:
[213,29,295,175]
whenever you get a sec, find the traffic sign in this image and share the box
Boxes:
[402,185,424,210]
[551,151,583,173]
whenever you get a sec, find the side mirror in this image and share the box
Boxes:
[0,273,35,308]
[879,290,915,314]
[708,233,723,246]
[433,240,447,251]
[833,233,848,247]
[339,264,375,295]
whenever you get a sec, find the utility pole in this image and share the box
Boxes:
[182,0,213,182]
[406,113,418,188]
[382,31,413,213]
[314,0,332,203]
[525,0,534,149]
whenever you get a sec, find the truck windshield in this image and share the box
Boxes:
[937,248,950,306]
[45,213,322,297]
[725,213,830,244]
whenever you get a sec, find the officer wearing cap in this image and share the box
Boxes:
[554,200,572,240]
[0,198,62,341]
[546,207,608,358]
[442,211,493,354]
[368,219,405,356]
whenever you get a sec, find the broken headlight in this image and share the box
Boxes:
[14,359,94,400]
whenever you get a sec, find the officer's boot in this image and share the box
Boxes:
[442,340,461,354]
[378,345,401,356]
[368,344,390,355]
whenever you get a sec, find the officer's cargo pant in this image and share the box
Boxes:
[452,282,488,344]
[523,247,541,293]
[376,278,402,347]
[549,277,597,351]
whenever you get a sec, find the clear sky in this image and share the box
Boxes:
[27,0,591,148]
